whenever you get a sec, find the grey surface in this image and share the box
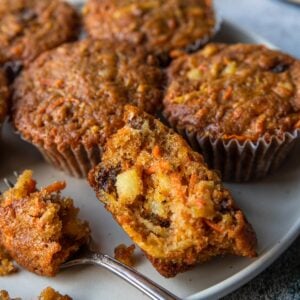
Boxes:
[214,0,300,299]
[215,0,300,58]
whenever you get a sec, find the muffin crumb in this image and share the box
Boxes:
[38,287,72,300]
[114,244,136,267]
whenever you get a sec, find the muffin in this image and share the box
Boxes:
[0,69,8,127]
[89,105,257,278]
[12,39,164,177]
[163,43,300,181]
[0,170,90,277]
[83,0,216,59]
[0,0,79,73]
[114,244,136,267]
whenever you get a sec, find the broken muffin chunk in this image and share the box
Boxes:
[0,170,90,276]
[114,244,136,267]
[89,105,257,277]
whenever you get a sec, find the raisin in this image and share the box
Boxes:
[270,63,289,73]
[219,199,230,213]
[20,8,37,22]
[128,116,144,130]
[97,165,121,194]
[4,61,23,83]
[141,210,170,228]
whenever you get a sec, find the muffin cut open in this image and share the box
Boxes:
[0,170,90,276]
[89,105,257,277]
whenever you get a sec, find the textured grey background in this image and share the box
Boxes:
[214,0,300,299]
[215,0,300,58]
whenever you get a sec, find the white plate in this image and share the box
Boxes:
[1,8,300,300]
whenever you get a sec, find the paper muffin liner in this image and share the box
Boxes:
[165,117,300,182]
[31,140,103,178]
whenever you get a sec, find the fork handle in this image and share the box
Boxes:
[67,253,180,300]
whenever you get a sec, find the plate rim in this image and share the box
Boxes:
[3,0,300,297]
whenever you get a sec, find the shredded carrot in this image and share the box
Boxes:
[189,174,198,191]
[223,86,233,100]
[42,181,66,194]
[145,166,156,175]
[152,145,161,159]
[204,219,224,233]
[158,160,171,171]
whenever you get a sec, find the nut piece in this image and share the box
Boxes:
[116,169,143,204]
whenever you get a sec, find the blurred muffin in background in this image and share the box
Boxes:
[83,0,216,62]
[12,39,165,177]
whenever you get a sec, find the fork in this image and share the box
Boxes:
[2,176,179,300]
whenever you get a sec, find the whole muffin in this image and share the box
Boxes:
[0,69,8,127]
[83,0,216,58]
[89,105,257,277]
[0,0,79,71]
[163,43,300,181]
[12,39,165,177]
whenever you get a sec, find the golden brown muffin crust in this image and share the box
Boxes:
[84,0,216,56]
[0,69,8,124]
[0,170,90,277]
[89,106,257,277]
[164,43,300,141]
[0,0,79,67]
[12,39,164,152]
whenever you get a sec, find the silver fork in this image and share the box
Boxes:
[2,175,179,300]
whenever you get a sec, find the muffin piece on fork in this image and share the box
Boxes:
[89,105,257,277]
[0,170,90,276]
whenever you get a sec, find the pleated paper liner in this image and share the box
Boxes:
[166,118,300,182]
[35,142,103,178]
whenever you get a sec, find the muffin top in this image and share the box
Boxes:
[12,39,164,150]
[0,0,79,66]
[164,43,300,141]
[0,69,8,124]
[83,0,216,56]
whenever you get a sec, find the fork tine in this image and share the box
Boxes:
[3,178,14,188]
[13,171,19,178]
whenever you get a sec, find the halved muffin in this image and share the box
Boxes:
[0,170,90,276]
[89,105,257,277]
